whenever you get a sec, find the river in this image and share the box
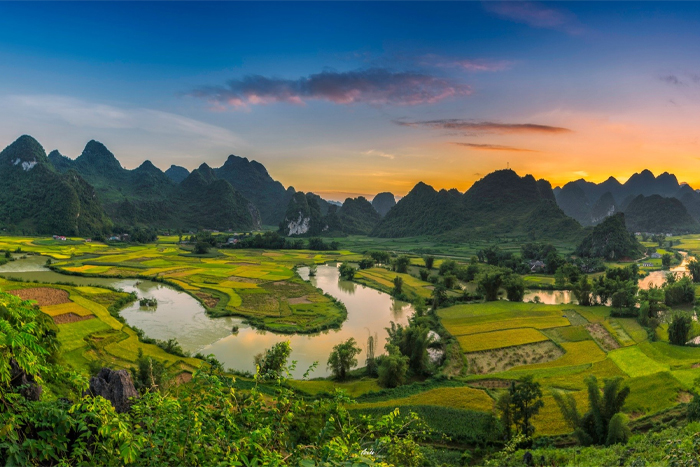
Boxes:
[0,256,411,378]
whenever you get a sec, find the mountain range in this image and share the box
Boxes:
[370,170,583,241]
[1,134,696,239]
[554,169,700,233]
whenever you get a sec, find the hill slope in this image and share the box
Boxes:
[371,192,396,217]
[623,194,700,233]
[0,136,111,235]
[49,140,259,231]
[372,170,582,241]
[575,213,643,260]
[214,155,294,225]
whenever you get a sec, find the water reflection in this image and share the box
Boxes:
[0,257,411,378]
[522,290,576,305]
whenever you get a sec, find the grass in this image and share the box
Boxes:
[287,379,381,398]
[354,267,433,300]
[624,372,686,415]
[354,386,494,412]
[608,346,670,377]
[42,240,362,333]
[457,328,549,352]
[511,341,607,371]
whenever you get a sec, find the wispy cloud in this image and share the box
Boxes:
[396,119,572,135]
[418,54,512,72]
[362,149,396,159]
[5,94,243,147]
[484,1,582,34]
[661,74,684,86]
[452,142,537,152]
[660,73,700,86]
[189,68,471,109]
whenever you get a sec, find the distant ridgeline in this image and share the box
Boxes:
[369,170,583,242]
[3,134,694,239]
[554,169,700,233]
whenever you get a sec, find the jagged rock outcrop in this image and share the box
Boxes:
[85,368,139,413]
[10,358,42,401]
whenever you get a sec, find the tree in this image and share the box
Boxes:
[668,314,692,346]
[368,250,391,264]
[339,262,355,280]
[366,333,378,377]
[554,375,630,446]
[572,275,593,306]
[327,338,362,381]
[664,276,695,306]
[442,274,457,289]
[509,376,544,437]
[495,391,513,440]
[423,255,435,270]
[394,255,411,273]
[504,275,525,302]
[662,253,672,270]
[254,341,292,380]
[392,276,403,296]
[477,269,505,301]
[689,259,700,283]
[554,268,566,288]
[377,345,409,388]
[194,242,210,254]
[386,320,432,376]
[358,258,375,269]
[431,283,447,309]
[418,269,429,281]
[131,349,167,394]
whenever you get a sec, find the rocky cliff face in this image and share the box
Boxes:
[85,368,139,413]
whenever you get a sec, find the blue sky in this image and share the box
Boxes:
[2,2,700,200]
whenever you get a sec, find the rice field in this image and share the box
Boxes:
[437,297,700,437]
[354,267,433,299]
[19,238,365,333]
[457,328,549,352]
[0,276,203,374]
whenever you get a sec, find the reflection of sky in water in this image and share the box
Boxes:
[0,257,411,378]
[522,290,576,305]
[201,265,412,377]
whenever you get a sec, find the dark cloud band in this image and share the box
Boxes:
[396,119,571,134]
[190,68,471,108]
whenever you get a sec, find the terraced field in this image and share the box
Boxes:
[0,277,202,378]
[0,236,363,333]
[354,267,434,300]
[429,299,700,436]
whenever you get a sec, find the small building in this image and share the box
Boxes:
[529,260,546,272]
[642,262,653,267]
[651,252,662,259]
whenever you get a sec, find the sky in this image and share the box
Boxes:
[2,2,700,201]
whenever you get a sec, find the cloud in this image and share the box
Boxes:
[4,94,244,147]
[417,54,512,72]
[661,74,684,86]
[484,1,582,34]
[362,149,396,159]
[396,119,572,135]
[190,68,471,109]
[452,142,537,152]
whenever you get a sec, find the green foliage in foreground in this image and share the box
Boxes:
[481,421,700,467]
[0,289,430,466]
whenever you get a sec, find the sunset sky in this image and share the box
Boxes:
[2,2,700,200]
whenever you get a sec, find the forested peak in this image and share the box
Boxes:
[134,160,162,174]
[406,181,437,196]
[0,134,48,166]
[164,164,189,183]
[464,169,544,204]
[77,140,123,173]
[220,154,271,178]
